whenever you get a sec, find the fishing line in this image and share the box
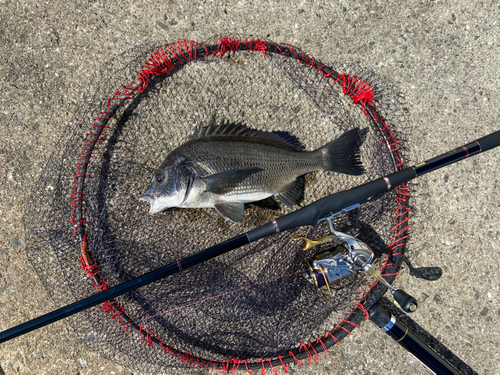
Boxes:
[136,270,306,323]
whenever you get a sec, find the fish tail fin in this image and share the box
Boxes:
[318,128,366,175]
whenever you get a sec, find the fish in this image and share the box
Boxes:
[139,120,365,223]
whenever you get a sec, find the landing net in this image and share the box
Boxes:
[24,36,410,373]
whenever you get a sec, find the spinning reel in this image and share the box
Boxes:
[296,216,418,313]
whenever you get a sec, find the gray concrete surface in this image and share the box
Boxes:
[1,0,499,374]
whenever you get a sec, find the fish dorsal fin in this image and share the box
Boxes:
[196,120,305,150]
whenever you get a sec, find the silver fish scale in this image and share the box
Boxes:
[177,137,323,197]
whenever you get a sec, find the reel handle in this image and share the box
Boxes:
[393,289,418,313]
[364,263,418,313]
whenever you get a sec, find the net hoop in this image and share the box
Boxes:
[67,36,410,373]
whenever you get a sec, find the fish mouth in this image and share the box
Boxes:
[139,189,163,214]
[139,188,176,214]
[138,194,153,203]
[139,194,155,214]
[140,197,166,214]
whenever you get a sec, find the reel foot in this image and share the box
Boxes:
[293,234,337,250]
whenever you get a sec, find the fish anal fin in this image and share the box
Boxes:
[276,176,306,209]
[203,167,264,194]
[214,202,245,223]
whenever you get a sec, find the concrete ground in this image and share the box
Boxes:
[1,0,499,374]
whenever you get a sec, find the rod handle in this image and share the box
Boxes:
[477,129,500,152]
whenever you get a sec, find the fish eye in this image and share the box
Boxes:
[155,173,165,183]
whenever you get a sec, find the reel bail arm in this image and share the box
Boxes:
[299,216,418,313]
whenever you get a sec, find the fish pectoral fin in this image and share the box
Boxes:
[214,202,245,223]
[276,175,306,209]
[203,167,264,194]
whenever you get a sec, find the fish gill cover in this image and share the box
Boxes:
[23,36,410,373]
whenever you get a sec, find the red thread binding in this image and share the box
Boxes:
[334,323,352,335]
[307,342,319,362]
[256,358,265,375]
[388,228,409,248]
[138,40,202,92]
[267,359,279,375]
[315,64,335,78]
[123,319,133,332]
[79,256,97,278]
[375,115,402,157]
[394,206,411,223]
[215,37,268,58]
[100,301,123,319]
[276,355,289,373]
[244,38,268,55]
[221,360,230,373]
[243,359,253,374]
[195,357,204,369]
[157,339,175,357]
[93,278,107,292]
[340,319,359,330]
[365,278,380,297]
[181,351,198,367]
[229,359,241,374]
[354,302,369,319]
[324,331,340,344]
[286,44,300,60]
[288,351,303,366]
[382,262,399,268]
[315,337,328,354]
[335,73,375,108]
[216,37,242,57]
[299,341,313,365]
[396,184,410,204]
[269,42,285,56]
[381,132,401,157]
[191,354,202,367]
[138,326,155,348]
[209,360,226,372]
[360,284,371,300]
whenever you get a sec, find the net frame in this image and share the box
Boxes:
[34,36,409,373]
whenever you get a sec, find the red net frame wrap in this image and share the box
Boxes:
[25,36,410,374]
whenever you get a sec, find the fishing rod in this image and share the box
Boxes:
[369,303,463,374]
[1,129,499,344]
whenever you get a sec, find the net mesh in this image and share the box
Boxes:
[23,37,410,373]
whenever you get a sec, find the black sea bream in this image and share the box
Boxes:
[139,121,365,223]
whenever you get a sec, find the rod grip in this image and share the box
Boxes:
[476,129,500,152]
